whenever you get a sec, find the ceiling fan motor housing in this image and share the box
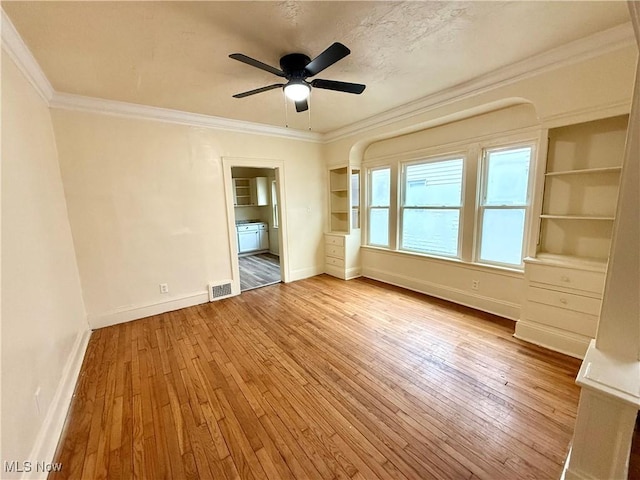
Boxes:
[279,53,311,80]
[229,42,365,113]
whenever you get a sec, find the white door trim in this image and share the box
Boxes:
[222,157,290,295]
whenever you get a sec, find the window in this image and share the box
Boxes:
[478,146,533,267]
[271,180,279,228]
[368,167,390,246]
[400,158,464,257]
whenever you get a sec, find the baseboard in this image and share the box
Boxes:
[363,266,520,320]
[562,445,604,480]
[88,291,210,329]
[345,267,362,280]
[289,265,324,282]
[22,328,91,480]
[562,446,595,480]
[324,265,362,280]
[514,320,589,359]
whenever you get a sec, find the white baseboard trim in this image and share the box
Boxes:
[561,446,598,480]
[22,328,91,480]
[363,266,520,320]
[324,265,361,280]
[324,264,346,280]
[514,320,589,359]
[345,267,362,280]
[289,265,324,282]
[88,291,210,329]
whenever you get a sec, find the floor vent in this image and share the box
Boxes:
[209,282,233,301]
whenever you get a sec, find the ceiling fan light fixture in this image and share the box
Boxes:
[284,82,310,101]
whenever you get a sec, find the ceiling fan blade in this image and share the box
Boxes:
[304,42,350,77]
[311,79,366,94]
[232,83,284,98]
[295,99,309,113]
[229,53,285,77]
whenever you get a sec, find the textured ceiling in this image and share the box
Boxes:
[3,1,631,133]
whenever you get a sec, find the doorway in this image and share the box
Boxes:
[232,166,281,291]
[223,158,289,295]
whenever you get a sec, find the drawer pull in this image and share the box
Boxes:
[559,298,568,305]
[560,275,571,283]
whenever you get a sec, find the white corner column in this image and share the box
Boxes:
[564,344,640,480]
[563,3,640,478]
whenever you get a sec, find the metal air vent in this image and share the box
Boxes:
[208,282,233,301]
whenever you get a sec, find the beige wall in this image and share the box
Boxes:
[323,45,638,165]
[1,55,88,472]
[50,110,324,328]
[324,46,638,320]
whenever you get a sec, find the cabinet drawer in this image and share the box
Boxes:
[325,235,345,247]
[326,256,345,268]
[527,286,601,316]
[326,245,345,259]
[524,301,598,337]
[527,263,604,294]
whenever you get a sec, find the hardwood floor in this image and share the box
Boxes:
[239,253,281,291]
[52,275,583,480]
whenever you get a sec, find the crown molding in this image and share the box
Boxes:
[323,22,636,143]
[1,8,321,143]
[2,5,634,146]
[1,9,54,103]
[49,92,323,143]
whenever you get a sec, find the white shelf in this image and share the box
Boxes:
[540,214,615,221]
[545,167,622,177]
[527,253,608,272]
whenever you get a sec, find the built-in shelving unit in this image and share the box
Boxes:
[329,167,349,232]
[537,115,627,263]
[233,178,253,206]
[326,165,362,280]
[516,114,629,358]
[233,177,268,207]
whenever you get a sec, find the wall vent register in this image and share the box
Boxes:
[209,282,233,301]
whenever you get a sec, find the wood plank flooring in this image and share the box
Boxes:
[51,275,583,480]
[239,253,281,291]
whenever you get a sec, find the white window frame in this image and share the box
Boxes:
[399,155,465,259]
[476,143,536,269]
[367,166,391,247]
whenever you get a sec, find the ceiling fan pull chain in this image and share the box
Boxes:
[283,92,289,128]
[307,92,312,131]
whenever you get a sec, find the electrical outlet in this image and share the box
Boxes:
[159,283,169,294]
[472,280,479,290]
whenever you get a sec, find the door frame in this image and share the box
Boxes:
[222,157,290,295]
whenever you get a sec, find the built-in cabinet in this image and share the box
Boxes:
[233,177,268,207]
[237,222,269,254]
[326,165,361,279]
[516,115,628,358]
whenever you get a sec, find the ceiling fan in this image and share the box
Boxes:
[229,42,366,113]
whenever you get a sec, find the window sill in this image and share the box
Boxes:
[360,245,524,277]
